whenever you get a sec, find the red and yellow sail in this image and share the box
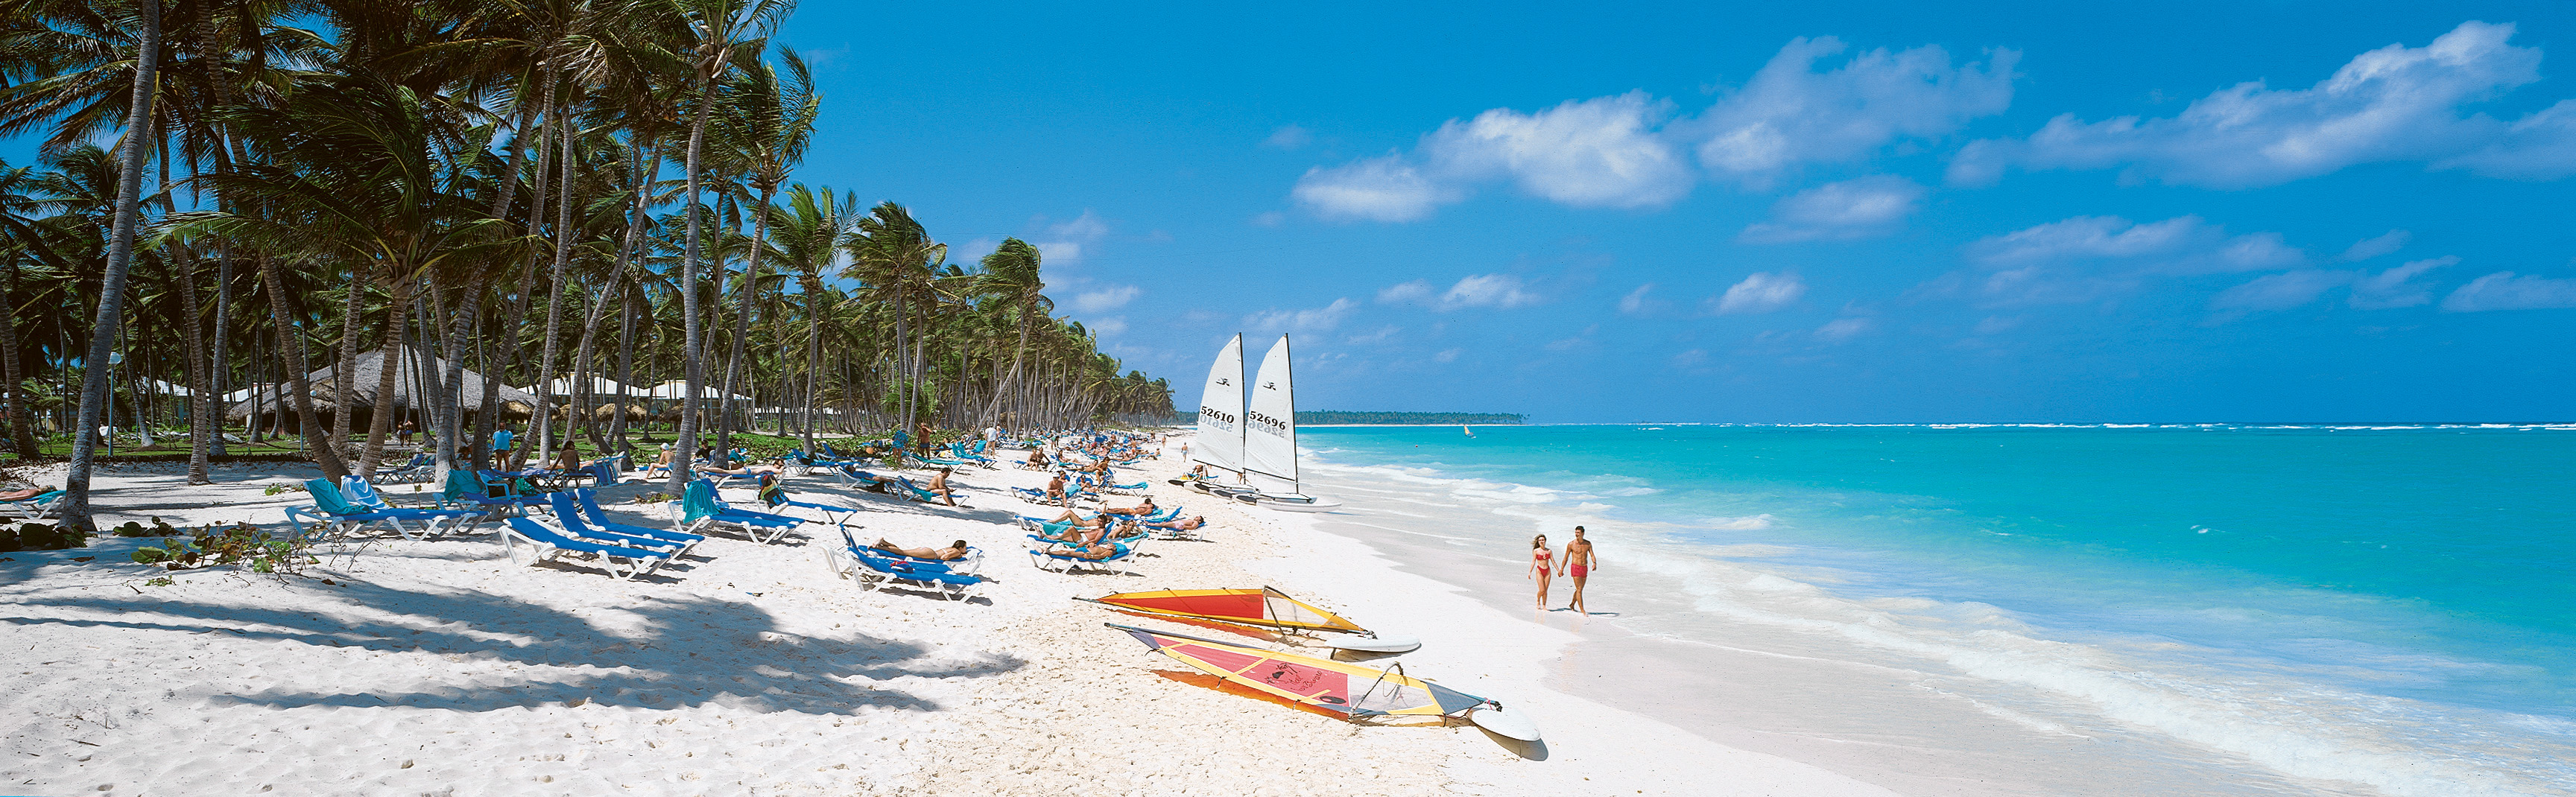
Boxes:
[1086,587,1369,634]
[1107,623,1486,717]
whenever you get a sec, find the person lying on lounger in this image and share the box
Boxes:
[1049,541,1121,560]
[874,538,970,561]
[1145,515,1206,532]
[1099,496,1156,516]
[1023,448,1048,469]
[1050,509,1111,528]
[0,486,49,501]
[697,462,782,476]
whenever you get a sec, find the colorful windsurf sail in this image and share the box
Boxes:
[1107,623,1488,718]
[1083,587,1369,634]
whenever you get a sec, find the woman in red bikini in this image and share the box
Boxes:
[1561,526,1598,614]
[1528,533,1554,609]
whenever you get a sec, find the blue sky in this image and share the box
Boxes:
[773,1,2576,422]
[32,1,2576,422]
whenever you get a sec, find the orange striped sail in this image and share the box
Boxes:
[1107,623,1487,718]
[1084,587,1369,634]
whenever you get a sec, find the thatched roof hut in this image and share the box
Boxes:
[226,348,542,425]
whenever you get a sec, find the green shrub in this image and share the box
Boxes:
[131,546,171,565]
[263,483,294,496]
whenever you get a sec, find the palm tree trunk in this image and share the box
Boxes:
[208,248,232,457]
[2,260,39,460]
[668,69,718,495]
[531,82,585,466]
[356,272,410,474]
[714,185,775,466]
[256,255,349,479]
[331,271,360,455]
[62,0,164,531]
[175,250,212,484]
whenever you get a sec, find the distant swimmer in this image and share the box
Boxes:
[1529,533,1555,609]
[1561,526,1598,614]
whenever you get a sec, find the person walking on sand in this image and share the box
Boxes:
[1529,533,1555,610]
[1561,526,1598,614]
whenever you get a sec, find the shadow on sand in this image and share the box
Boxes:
[6,577,1022,715]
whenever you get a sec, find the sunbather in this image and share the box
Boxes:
[1145,515,1206,532]
[0,486,48,501]
[926,467,958,507]
[551,445,584,473]
[1048,540,1122,560]
[874,537,971,561]
[698,462,782,476]
[1100,496,1156,516]
[1022,448,1048,469]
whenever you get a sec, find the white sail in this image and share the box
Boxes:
[1193,334,1245,474]
[1243,334,1297,486]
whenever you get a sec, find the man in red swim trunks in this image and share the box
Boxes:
[1560,526,1598,614]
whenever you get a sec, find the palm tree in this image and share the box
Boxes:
[766,182,852,449]
[706,47,815,465]
[977,237,1045,427]
[662,0,793,493]
[47,0,162,533]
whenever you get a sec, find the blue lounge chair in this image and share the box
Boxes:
[677,480,805,544]
[437,469,548,515]
[545,492,695,556]
[570,489,706,548]
[1026,539,1138,575]
[7,489,64,520]
[289,479,479,540]
[369,453,435,484]
[892,476,958,507]
[753,474,866,525]
[500,516,671,580]
[825,530,983,600]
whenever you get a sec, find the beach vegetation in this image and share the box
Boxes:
[130,521,309,575]
[1,521,83,550]
[1,0,1181,533]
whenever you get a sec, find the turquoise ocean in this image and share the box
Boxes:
[1291,424,2575,796]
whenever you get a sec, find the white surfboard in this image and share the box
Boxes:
[1322,632,1421,653]
[1469,705,1542,742]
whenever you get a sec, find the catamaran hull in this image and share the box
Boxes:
[1234,493,1343,512]
[1470,705,1542,742]
[1323,632,1421,653]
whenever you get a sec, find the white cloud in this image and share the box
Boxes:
[1291,36,2017,220]
[1344,325,1400,345]
[1376,279,1435,305]
[1972,315,2022,335]
[1969,215,2303,274]
[1425,92,1694,209]
[1815,317,1873,341]
[1439,274,1542,310]
[1618,283,1657,314]
[1692,37,2018,185]
[1739,175,1926,243]
[1250,211,1285,227]
[1072,285,1139,313]
[1433,348,1463,363]
[1952,215,2309,307]
[1086,317,1129,336]
[1950,22,2576,188]
[1292,155,1452,222]
[1263,124,1312,150]
[1034,210,1110,263]
[2210,269,2352,313]
[1712,272,1806,314]
[1670,349,1709,369]
[2349,255,2455,309]
[2440,271,2576,311]
[2338,229,2411,261]
[1245,298,1359,331]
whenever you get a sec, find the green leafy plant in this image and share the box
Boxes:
[142,577,174,587]
[133,522,311,577]
[633,492,672,504]
[263,483,294,496]
[4,521,83,551]
[112,517,178,538]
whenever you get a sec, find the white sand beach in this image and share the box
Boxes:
[1,436,1894,796]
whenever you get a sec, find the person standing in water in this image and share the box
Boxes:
[1561,526,1598,614]
[1529,533,1555,609]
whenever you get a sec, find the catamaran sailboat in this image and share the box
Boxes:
[1180,334,1341,512]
